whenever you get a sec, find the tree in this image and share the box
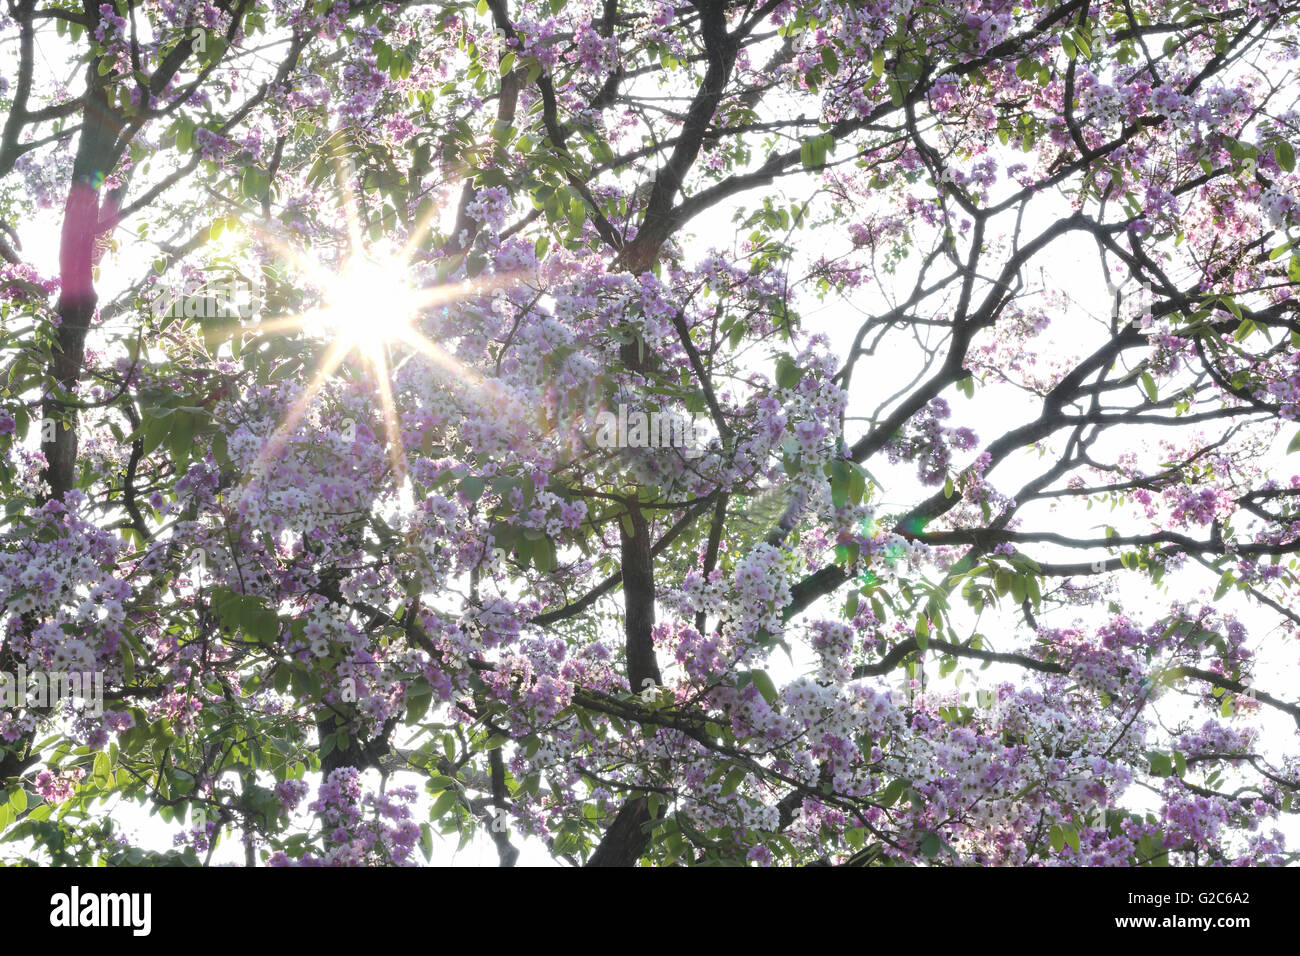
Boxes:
[0,0,1298,867]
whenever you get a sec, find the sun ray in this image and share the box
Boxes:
[244,334,352,488]
[328,149,369,265]
[370,344,411,485]
[392,324,485,390]
[241,311,315,340]
[193,158,549,516]
[399,195,449,265]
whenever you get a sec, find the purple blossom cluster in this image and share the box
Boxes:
[885,397,979,486]
[270,768,421,866]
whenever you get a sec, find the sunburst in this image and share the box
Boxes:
[211,159,533,496]
[316,250,425,360]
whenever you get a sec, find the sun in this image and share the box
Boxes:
[317,252,421,356]
[220,177,536,494]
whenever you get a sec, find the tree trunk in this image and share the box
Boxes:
[39,82,117,500]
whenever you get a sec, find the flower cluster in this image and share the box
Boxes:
[885,397,978,486]
[269,768,421,866]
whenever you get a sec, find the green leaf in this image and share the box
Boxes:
[531,536,557,572]
[749,670,778,706]
[406,688,433,724]
[848,464,867,505]
[919,831,942,857]
[430,789,458,819]
[1140,371,1157,402]
[1275,140,1296,173]
[120,638,135,685]
[420,823,434,862]
[458,476,486,502]
[1049,825,1065,852]
[994,569,1011,597]
[240,166,267,201]
[728,318,746,349]
[1072,28,1091,59]
[1287,430,1300,455]
[879,778,906,807]
[829,459,850,510]
[775,355,801,389]
[719,767,747,797]
[1062,824,1080,852]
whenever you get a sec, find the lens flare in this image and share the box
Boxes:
[318,254,420,357]
[204,150,538,501]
